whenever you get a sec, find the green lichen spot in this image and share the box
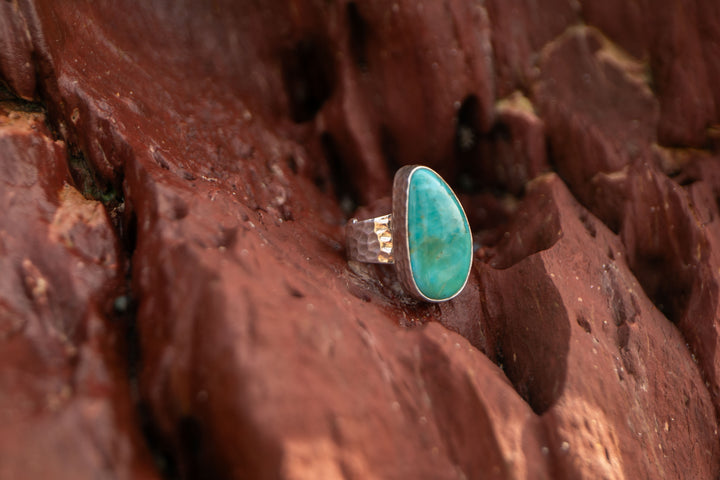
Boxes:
[407,167,472,301]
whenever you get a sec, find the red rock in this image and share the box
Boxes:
[0,2,36,100]
[612,161,720,410]
[1,1,719,479]
[480,174,719,478]
[0,105,159,479]
[476,92,549,195]
[485,0,578,98]
[317,0,496,204]
[581,0,720,147]
[532,26,660,213]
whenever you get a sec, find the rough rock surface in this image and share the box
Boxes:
[0,101,159,478]
[1,1,720,479]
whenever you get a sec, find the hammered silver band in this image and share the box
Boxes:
[344,166,414,298]
[345,214,395,264]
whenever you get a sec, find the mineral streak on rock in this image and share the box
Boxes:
[1,0,720,479]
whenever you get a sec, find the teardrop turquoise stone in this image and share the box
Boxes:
[407,167,472,301]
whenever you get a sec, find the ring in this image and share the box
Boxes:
[346,165,473,302]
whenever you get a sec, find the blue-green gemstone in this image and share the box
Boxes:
[407,167,472,301]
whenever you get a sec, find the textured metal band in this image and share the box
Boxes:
[345,214,394,264]
[391,166,425,300]
[344,166,438,300]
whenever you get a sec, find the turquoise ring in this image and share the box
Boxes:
[346,165,473,302]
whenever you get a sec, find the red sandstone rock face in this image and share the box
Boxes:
[0,104,158,479]
[1,1,720,479]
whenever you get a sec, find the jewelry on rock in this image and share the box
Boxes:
[346,165,473,302]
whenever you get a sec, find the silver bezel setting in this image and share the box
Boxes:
[392,165,473,302]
